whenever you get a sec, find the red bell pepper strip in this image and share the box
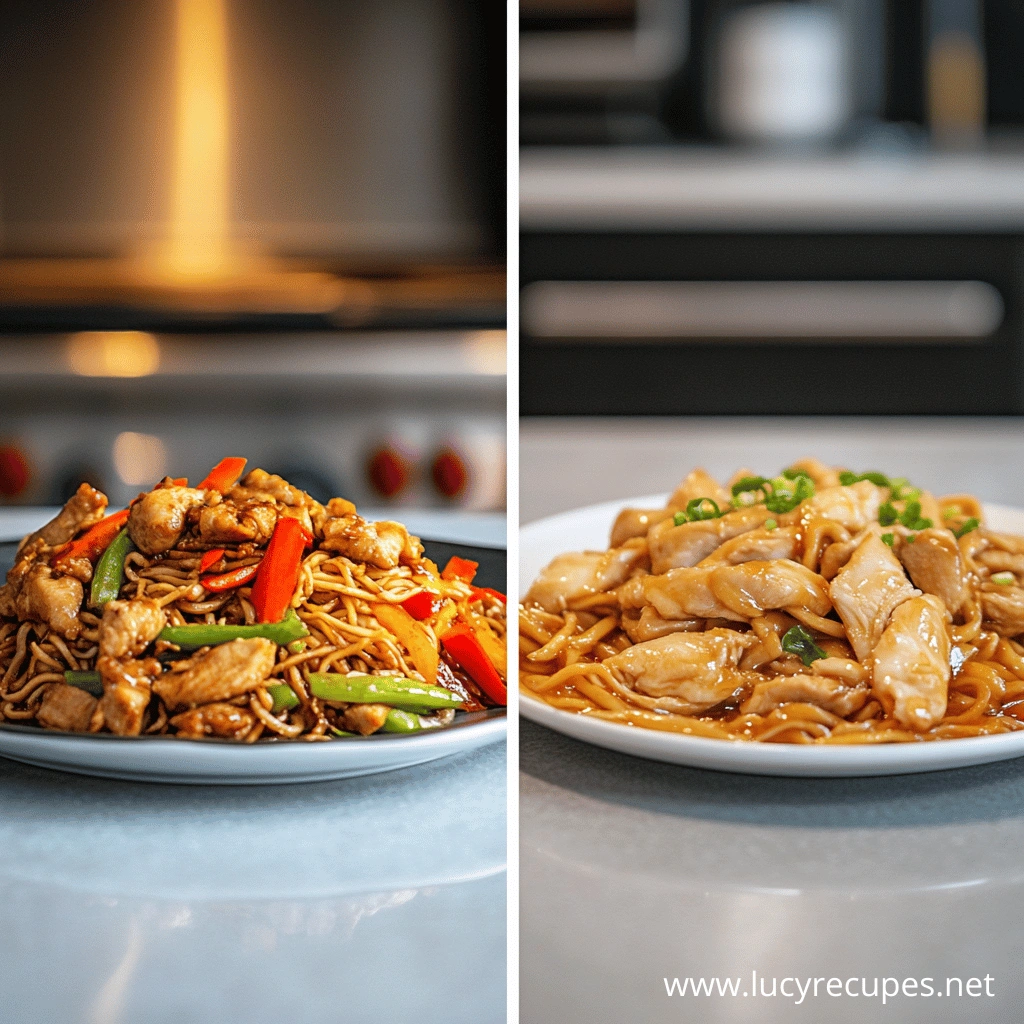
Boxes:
[199,548,225,573]
[202,562,260,592]
[401,592,435,620]
[471,586,507,605]
[51,508,132,571]
[171,477,188,486]
[441,622,507,705]
[249,517,311,623]
[441,556,479,584]
[197,457,247,493]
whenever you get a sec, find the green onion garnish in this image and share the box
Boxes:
[897,499,932,531]
[878,502,899,526]
[839,470,891,488]
[992,572,1015,586]
[764,519,778,531]
[942,507,958,520]
[780,625,828,667]
[674,498,725,526]
[880,532,895,547]
[954,517,980,539]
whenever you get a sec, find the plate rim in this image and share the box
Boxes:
[519,494,1024,776]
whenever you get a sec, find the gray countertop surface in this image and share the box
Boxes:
[520,418,1024,1024]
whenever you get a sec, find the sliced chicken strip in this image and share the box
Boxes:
[871,594,950,730]
[171,703,257,740]
[20,482,107,552]
[621,605,703,643]
[198,500,278,545]
[709,559,832,619]
[604,628,757,713]
[15,565,84,639]
[153,638,277,710]
[525,544,647,613]
[698,526,800,567]
[127,486,206,555]
[98,599,166,659]
[629,566,747,623]
[897,527,969,615]
[787,458,841,489]
[648,506,773,575]
[740,673,869,717]
[341,703,392,735]
[37,683,98,733]
[610,507,673,547]
[97,655,160,735]
[800,480,885,532]
[980,587,1024,637]
[321,514,423,570]
[830,534,920,660]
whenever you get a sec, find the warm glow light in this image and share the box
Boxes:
[165,0,230,277]
[465,330,507,375]
[113,433,168,486]
[66,332,161,377]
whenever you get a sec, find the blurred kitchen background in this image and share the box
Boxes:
[520,0,1024,420]
[0,0,506,520]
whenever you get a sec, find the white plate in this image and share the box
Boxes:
[0,710,505,785]
[520,495,1024,777]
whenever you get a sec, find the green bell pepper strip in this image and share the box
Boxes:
[64,670,103,695]
[381,708,448,733]
[266,683,300,713]
[89,527,135,608]
[158,608,309,649]
[307,673,464,713]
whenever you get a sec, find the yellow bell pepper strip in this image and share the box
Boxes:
[197,457,247,493]
[308,672,463,713]
[64,670,103,695]
[51,508,131,573]
[440,622,507,705]
[199,548,225,573]
[202,562,260,592]
[441,556,478,583]
[89,527,135,608]
[250,517,312,624]
[159,608,309,649]
[372,602,439,684]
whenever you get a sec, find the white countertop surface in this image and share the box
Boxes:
[520,417,1024,1023]
[0,511,507,1024]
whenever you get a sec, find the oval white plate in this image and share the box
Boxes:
[521,495,1024,777]
[0,710,505,785]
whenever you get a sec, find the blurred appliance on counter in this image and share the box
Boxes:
[0,0,506,511]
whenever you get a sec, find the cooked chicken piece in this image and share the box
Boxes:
[229,468,310,508]
[648,506,773,574]
[98,599,166,658]
[524,544,647,613]
[127,486,206,555]
[809,656,870,685]
[321,514,423,570]
[0,539,45,618]
[198,500,278,545]
[36,683,98,732]
[800,480,885,532]
[897,528,969,615]
[619,566,739,622]
[153,637,277,709]
[740,673,869,717]
[829,534,920,660]
[698,526,800,567]
[980,587,1024,637]
[666,468,732,512]
[610,507,674,547]
[20,483,107,552]
[621,605,702,643]
[96,655,160,735]
[604,629,757,713]
[341,703,392,735]
[788,458,841,489]
[170,703,257,740]
[871,594,950,730]
[15,565,84,639]
[710,559,833,619]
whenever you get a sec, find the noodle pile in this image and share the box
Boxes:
[520,460,1024,744]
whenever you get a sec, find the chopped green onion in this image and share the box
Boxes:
[888,478,921,502]
[780,625,828,667]
[897,500,932,531]
[839,470,890,488]
[731,476,771,500]
[942,507,958,520]
[905,533,916,543]
[992,572,1015,586]
[781,468,814,482]
[954,517,980,539]
[878,502,899,526]
[674,498,725,526]
[880,533,895,547]
[764,519,778,531]
[764,474,814,514]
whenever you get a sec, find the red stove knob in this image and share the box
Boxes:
[0,445,30,498]
[367,447,410,499]
[431,447,469,499]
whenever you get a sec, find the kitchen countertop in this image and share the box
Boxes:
[0,511,507,1024]
[520,418,1024,1024]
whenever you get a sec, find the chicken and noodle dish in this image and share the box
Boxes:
[520,459,1024,743]
[0,458,506,741]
